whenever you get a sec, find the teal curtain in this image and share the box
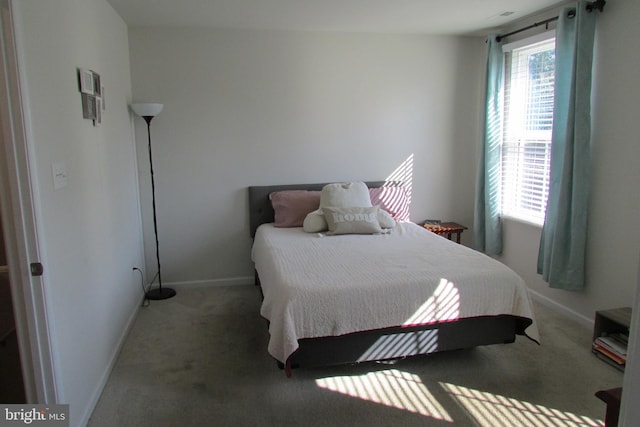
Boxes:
[537,1,596,291]
[474,35,503,255]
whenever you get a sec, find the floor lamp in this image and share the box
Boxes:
[130,103,176,300]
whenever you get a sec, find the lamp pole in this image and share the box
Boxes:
[131,103,176,300]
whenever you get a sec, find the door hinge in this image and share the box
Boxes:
[30,262,44,277]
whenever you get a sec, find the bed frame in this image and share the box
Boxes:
[248,182,533,376]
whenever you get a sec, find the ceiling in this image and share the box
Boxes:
[106,0,568,36]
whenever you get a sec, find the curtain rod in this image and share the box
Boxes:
[495,0,606,42]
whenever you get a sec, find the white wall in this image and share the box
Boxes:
[128,28,484,285]
[493,0,640,322]
[14,1,143,425]
[620,255,640,424]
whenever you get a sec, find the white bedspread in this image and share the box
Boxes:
[251,222,539,364]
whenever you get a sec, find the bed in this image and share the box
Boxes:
[249,182,539,376]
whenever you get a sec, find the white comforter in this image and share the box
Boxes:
[251,222,539,364]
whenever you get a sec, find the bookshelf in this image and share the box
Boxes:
[592,307,631,371]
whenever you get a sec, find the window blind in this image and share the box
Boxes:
[501,37,555,224]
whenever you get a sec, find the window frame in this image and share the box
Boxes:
[500,30,556,227]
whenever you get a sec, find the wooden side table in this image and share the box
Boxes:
[595,387,622,427]
[423,222,468,243]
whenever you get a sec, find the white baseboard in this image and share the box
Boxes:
[528,288,594,330]
[81,296,142,427]
[165,276,254,288]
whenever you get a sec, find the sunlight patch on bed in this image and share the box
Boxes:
[356,278,459,362]
[440,382,604,427]
[357,329,439,362]
[404,278,460,325]
[316,369,453,422]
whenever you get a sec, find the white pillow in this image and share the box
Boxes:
[302,209,327,233]
[323,206,383,235]
[305,206,394,232]
[303,182,380,233]
[377,209,396,229]
[320,181,372,209]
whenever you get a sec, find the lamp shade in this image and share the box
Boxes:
[130,103,164,117]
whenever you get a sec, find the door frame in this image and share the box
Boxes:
[0,0,57,403]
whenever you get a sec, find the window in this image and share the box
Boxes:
[501,34,555,225]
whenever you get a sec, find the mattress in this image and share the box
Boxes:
[251,222,539,364]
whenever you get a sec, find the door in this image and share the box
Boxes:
[0,0,57,403]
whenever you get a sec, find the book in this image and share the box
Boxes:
[595,336,627,356]
[593,351,625,371]
[423,219,441,229]
[593,342,626,364]
[609,332,629,345]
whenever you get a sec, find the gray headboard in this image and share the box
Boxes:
[248,181,388,238]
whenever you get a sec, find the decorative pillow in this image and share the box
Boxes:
[369,186,410,221]
[304,206,394,232]
[377,209,396,229]
[320,181,372,209]
[302,209,328,233]
[323,206,383,235]
[270,190,321,227]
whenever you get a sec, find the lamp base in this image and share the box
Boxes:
[146,287,176,300]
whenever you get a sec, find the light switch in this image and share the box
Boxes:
[52,162,68,190]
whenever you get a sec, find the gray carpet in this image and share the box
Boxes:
[87,285,622,426]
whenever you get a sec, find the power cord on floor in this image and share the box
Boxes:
[133,267,151,307]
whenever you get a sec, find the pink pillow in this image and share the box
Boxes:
[270,190,321,227]
[369,186,410,221]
